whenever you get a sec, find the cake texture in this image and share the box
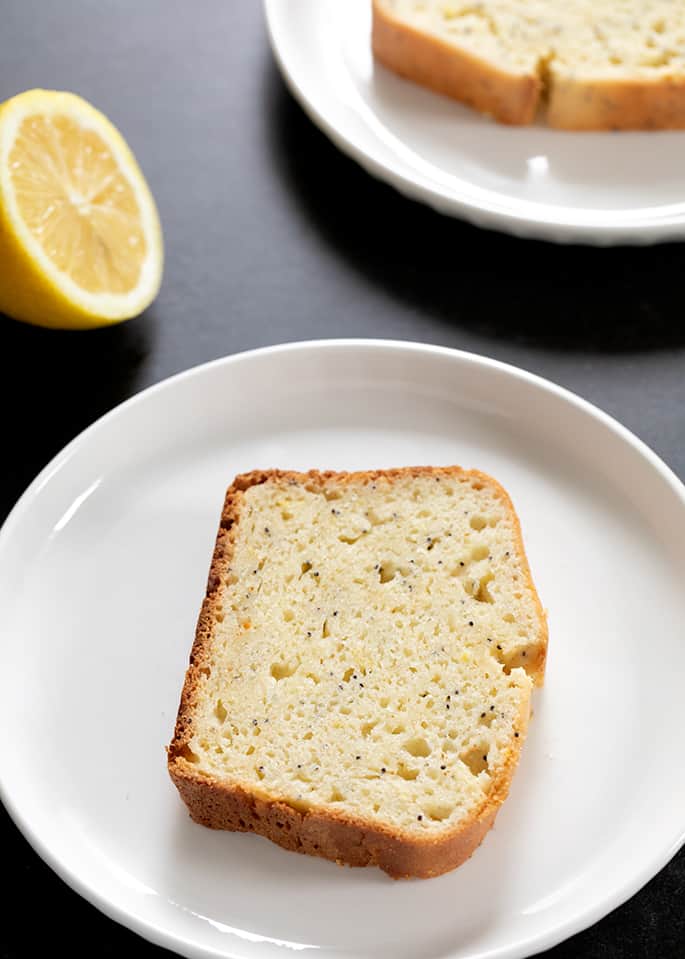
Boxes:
[372,0,685,129]
[168,467,547,878]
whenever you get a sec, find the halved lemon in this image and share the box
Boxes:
[0,89,163,329]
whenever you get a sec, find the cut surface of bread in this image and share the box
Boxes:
[372,0,685,129]
[168,467,547,878]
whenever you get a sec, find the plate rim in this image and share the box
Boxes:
[2,337,685,959]
[263,0,685,246]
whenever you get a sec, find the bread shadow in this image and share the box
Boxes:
[0,309,155,520]
[369,65,685,194]
[166,744,541,959]
[263,61,685,355]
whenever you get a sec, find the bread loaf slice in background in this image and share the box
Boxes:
[372,0,685,129]
[168,467,547,879]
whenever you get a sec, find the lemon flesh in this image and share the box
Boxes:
[0,90,163,329]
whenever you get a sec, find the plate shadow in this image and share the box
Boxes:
[263,61,685,356]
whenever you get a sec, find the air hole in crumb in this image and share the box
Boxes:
[379,697,390,709]
[471,544,489,561]
[379,563,396,584]
[367,506,392,527]
[245,745,255,756]
[282,609,295,623]
[423,802,453,822]
[404,737,431,758]
[503,645,534,671]
[256,766,265,780]
[329,787,345,803]
[271,661,298,680]
[503,613,515,623]
[303,731,313,741]
[397,765,419,781]
[463,577,478,597]
[281,509,293,521]
[343,667,355,682]
[199,667,211,678]
[322,619,331,638]
[214,611,224,624]
[214,700,227,723]
[461,746,489,776]
[339,532,364,545]
[475,572,495,604]
[361,720,378,737]
[178,745,200,764]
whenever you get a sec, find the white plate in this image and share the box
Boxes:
[265,0,685,245]
[1,340,685,959]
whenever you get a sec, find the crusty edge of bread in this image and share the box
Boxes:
[371,0,541,126]
[167,466,548,879]
[548,73,685,130]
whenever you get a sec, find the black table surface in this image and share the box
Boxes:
[1,3,684,957]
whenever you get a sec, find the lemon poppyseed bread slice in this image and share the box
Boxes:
[168,468,547,879]
[372,0,685,129]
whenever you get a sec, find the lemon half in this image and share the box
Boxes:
[0,89,163,329]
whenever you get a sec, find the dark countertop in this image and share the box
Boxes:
[1,3,683,957]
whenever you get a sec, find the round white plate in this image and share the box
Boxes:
[1,340,685,959]
[265,0,685,245]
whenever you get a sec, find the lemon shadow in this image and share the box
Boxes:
[0,307,155,520]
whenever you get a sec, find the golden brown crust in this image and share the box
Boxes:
[170,763,502,879]
[371,0,540,125]
[167,466,547,879]
[548,73,685,130]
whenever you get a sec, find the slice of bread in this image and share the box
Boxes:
[372,0,685,129]
[168,467,547,879]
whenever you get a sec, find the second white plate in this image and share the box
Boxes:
[265,0,685,244]
[1,340,685,959]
